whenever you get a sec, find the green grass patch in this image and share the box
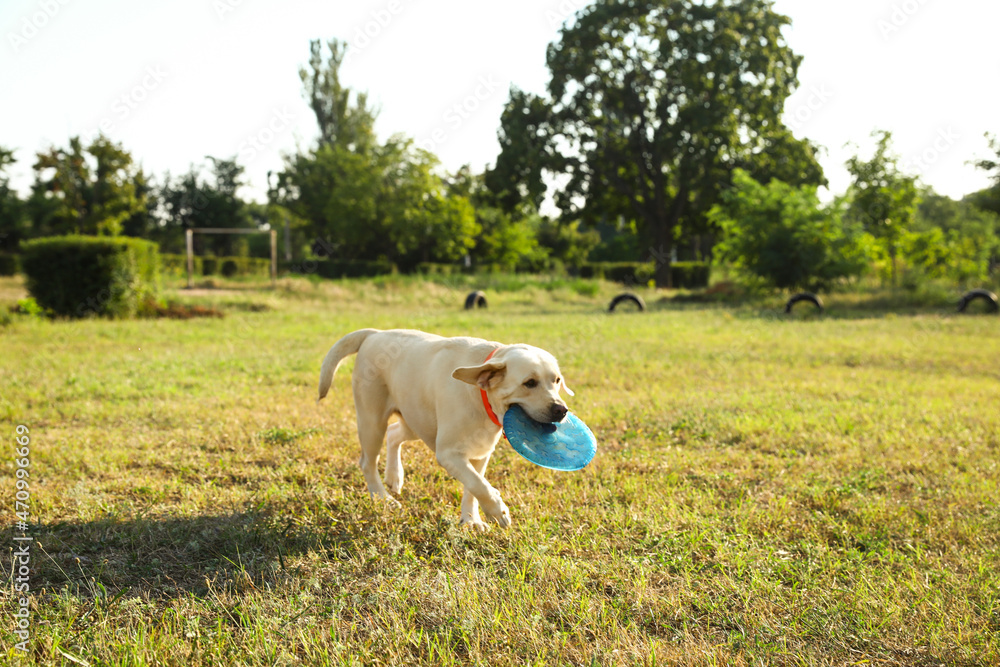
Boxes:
[0,274,998,665]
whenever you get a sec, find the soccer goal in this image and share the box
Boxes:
[184,227,278,289]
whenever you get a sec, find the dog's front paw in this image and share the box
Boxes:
[460,514,490,532]
[369,490,402,508]
[384,469,404,495]
[483,499,511,527]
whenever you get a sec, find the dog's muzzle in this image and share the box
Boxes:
[547,403,568,423]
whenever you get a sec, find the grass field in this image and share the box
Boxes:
[1,274,999,666]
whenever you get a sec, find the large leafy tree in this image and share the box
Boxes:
[484,87,554,214]
[845,130,919,287]
[28,135,147,237]
[491,0,809,286]
[277,39,478,267]
[300,39,377,152]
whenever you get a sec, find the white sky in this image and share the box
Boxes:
[1,0,998,208]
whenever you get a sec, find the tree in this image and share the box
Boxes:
[473,206,545,271]
[492,0,806,286]
[121,172,158,240]
[0,147,29,251]
[740,128,827,189]
[28,135,147,237]
[536,218,601,270]
[300,39,377,152]
[377,137,479,268]
[448,166,554,270]
[277,39,480,268]
[845,130,919,287]
[971,133,1000,221]
[711,169,870,290]
[159,158,253,255]
[907,187,999,283]
[484,88,553,214]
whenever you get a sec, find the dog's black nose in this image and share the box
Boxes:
[549,403,568,422]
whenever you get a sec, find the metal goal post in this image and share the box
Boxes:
[185,228,278,289]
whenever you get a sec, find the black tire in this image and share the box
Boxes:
[785,292,823,314]
[957,289,999,313]
[464,290,487,310]
[608,292,646,313]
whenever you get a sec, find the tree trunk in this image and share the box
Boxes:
[651,187,688,289]
[889,242,897,290]
[653,219,673,288]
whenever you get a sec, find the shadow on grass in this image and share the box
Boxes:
[22,500,425,599]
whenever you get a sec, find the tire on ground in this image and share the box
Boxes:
[608,292,646,313]
[785,292,823,314]
[465,290,487,310]
[957,289,999,313]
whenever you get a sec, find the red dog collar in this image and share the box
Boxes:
[481,349,504,435]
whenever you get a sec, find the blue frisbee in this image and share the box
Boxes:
[502,404,597,471]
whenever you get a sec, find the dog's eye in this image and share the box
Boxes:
[523,379,538,389]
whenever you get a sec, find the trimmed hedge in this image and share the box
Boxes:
[416,262,462,276]
[160,254,273,278]
[282,258,396,279]
[160,254,202,277]
[671,262,711,289]
[21,236,160,318]
[580,261,710,288]
[0,253,19,276]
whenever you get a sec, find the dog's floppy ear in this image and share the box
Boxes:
[561,377,575,397]
[453,361,506,391]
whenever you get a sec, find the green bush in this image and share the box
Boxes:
[14,297,43,317]
[671,261,711,289]
[0,253,19,276]
[579,261,709,288]
[20,235,160,318]
[282,258,395,279]
[160,254,272,278]
[159,254,203,278]
[416,262,460,276]
[711,169,870,291]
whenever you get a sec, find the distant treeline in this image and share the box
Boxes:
[3,1,1000,289]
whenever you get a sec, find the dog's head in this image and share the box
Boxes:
[452,344,574,423]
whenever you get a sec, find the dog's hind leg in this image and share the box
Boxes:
[353,392,399,506]
[384,417,417,495]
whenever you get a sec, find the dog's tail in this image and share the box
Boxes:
[318,328,380,402]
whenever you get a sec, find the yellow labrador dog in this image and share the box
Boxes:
[318,329,574,528]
